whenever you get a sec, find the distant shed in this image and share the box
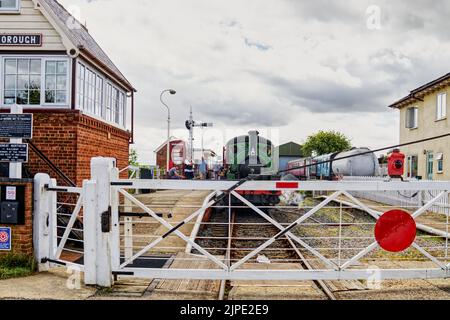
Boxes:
[275,142,303,171]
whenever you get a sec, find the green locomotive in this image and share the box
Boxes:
[223,130,280,205]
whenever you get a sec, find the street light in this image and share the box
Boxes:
[160,89,176,173]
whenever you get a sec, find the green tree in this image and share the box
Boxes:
[302,130,352,157]
[129,148,139,167]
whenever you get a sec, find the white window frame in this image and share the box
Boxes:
[42,58,71,106]
[76,61,105,118]
[406,106,418,129]
[437,92,447,121]
[407,154,418,178]
[0,0,20,13]
[105,80,126,128]
[1,55,71,108]
[75,59,128,129]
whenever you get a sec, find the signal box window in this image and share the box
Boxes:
[4,58,41,105]
[0,0,19,12]
[45,60,68,104]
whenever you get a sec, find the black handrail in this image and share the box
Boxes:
[26,139,76,187]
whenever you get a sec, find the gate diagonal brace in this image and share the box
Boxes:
[118,189,227,270]
[340,191,449,270]
[54,195,83,259]
[229,191,343,271]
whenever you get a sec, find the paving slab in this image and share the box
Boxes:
[0,268,96,300]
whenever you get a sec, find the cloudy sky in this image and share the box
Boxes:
[60,0,450,163]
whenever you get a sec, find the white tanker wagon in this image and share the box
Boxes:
[286,147,381,180]
[331,147,381,177]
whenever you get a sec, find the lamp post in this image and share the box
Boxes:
[160,89,176,173]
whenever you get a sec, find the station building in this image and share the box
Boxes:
[0,0,136,185]
[389,72,449,180]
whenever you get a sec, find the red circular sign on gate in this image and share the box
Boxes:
[374,210,417,252]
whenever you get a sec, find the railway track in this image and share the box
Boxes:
[230,210,336,300]
[194,208,337,300]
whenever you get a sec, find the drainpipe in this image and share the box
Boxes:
[131,91,135,144]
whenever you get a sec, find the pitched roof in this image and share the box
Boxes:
[38,0,135,92]
[388,72,450,109]
[276,142,303,157]
[154,137,184,153]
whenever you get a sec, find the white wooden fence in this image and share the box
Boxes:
[343,176,450,215]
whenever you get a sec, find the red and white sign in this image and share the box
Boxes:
[6,186,16,200]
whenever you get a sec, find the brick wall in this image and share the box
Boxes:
[0,179,33,256]
[27,111,78,185]
[75,115,130,185]
[25,110,130,186]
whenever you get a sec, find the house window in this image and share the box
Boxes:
[407,155,418,178]
[0,0,19,12]
[437,93,447,120]
[45,60,68,104]
[4,58,41,105]
[437,153,444,173]
[406,107,418,129]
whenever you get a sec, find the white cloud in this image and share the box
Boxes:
[60,0,450,164]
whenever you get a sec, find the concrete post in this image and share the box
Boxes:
[90,157,116,287]
[33,173,51,271]
[110,166,120,271]
[83,179,98,285]
[48,178,57,259]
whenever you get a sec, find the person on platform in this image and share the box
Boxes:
[168,165,183,179]
[199,158,208,180]
[184,160,194,180]
[218,167,226,180]
[213,162,221,180]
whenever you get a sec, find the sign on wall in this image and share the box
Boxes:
[0,227,11,251]
[0,34,42,47]
[0,144,28,163]
[0,114,33,139]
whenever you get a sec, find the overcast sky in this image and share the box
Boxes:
[60,0,450,164]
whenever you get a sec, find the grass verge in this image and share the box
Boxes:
[0,253,36,280]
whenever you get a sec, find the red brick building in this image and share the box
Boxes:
[0,0,136,185]
[155,138,186,171]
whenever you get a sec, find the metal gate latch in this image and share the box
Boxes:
[101,206,111,233]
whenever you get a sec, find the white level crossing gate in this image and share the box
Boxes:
[34,157,450,287]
